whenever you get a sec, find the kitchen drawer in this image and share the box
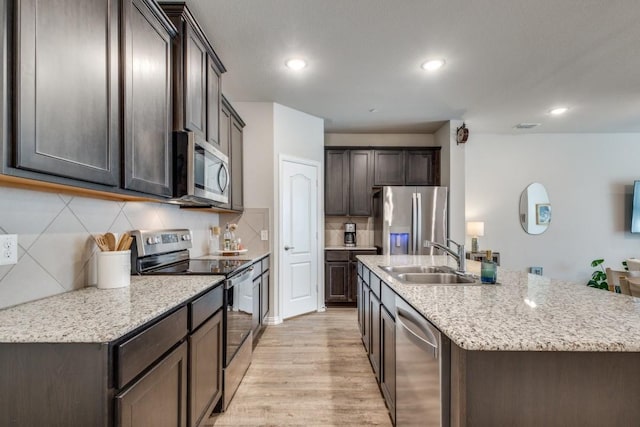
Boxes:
[189,284,223,331]
[116,306,188,388]
[381,282,395,317]
[362,265,371,285]
[370,273,381,298]
[349,250,377,261]
[326,250,349,261]
[261,256,270,272]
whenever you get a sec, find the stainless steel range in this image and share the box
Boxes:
[130,229,255,411]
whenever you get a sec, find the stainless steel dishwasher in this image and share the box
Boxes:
[395,296,450,426]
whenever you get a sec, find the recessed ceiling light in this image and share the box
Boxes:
[285,58,307,70]
[549,107,569,115]
[369,108,378,113]
[421,59,445,71]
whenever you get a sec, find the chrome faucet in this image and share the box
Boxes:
[425,239,466,272]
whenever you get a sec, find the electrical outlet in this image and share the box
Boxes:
[0,234,18,265]
[260,230,268,241]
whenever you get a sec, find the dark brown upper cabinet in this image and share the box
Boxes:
[230,106,245,212]
[221,95,244,212]
[160,2,225,141]
[325,150,350,216]
[374,148,441,186]
[349,150,374,216]
[374,150,404,186]
[325,149,373,217]
[13,0,121,186]
[123,0,177,197]
[405,149,440,185]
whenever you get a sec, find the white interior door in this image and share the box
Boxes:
[281,159,318,319]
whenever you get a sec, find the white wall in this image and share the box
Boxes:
[233,102,274,209]
[325,133,435,147]
[0,186,219,309]
[436,121,466,243]
[465,133,640,284]
[231,102,325,323]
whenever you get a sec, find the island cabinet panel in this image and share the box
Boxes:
[324,149,350,216]
[450,344,640,427]
[349,150,374,216]
[369,291,381,381]
[405,149,440,185]
[14,0,120,186]
[116,341,188,427]
[373,150,404,186]
[380,306,396,424]
[123,0,175,197]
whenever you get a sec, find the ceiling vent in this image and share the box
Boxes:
[514,123,541,129]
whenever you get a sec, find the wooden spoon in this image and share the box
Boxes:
[116,232,131,251]
[94,234,109,252]
[104,232,117,251]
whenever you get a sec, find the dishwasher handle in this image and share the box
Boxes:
[226,267,255,288]
[396,307,440,357]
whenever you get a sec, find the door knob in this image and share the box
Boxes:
[284,245,295,251]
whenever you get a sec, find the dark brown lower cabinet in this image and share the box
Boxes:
[116,341,188,427]
[362,281,371,354]
[325,261,349,303]
[188,310,222,427]
[261,272,270,323]
[325,250,377,306]
[252,277,261,337]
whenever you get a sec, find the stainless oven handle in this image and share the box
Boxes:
[226,267,255,288]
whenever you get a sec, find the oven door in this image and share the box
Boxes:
[224,266,254,365]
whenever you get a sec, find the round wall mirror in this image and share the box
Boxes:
[519,182,551,235]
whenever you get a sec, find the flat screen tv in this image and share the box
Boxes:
[632,181,640,233]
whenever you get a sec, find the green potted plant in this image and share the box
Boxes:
[587,259,608,290]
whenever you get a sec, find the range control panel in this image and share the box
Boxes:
[130,229,193,257]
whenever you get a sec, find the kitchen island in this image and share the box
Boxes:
[357,255,640,426]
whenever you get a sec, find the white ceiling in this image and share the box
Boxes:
[184,0,640,134]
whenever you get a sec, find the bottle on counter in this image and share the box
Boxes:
[223,224,232,251]
[481,250,497,284]
[209,226,221,255]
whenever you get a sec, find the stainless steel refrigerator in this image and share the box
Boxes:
[373,186,448,255]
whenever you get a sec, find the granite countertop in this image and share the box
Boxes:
[0,275,224,344]
[358,255,640,352]
[325,246,377,251]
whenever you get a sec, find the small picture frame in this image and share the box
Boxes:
[536,203,551,225]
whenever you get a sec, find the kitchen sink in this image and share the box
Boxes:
[395,272,478,284]
[378,265,456,274]
[378,264,481,285]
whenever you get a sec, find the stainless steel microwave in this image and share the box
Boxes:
[173,131,229,205]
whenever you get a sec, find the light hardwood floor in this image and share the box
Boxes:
[206,308,392,426]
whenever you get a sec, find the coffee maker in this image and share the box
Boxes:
[344,222,356,247]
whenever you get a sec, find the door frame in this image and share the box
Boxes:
[277,154,324,322]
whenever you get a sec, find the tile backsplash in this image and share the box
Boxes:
[325,217,374,247]
[0,186,219,309]
[219,208,270,254]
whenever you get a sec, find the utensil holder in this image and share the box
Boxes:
[97,250,131,289]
